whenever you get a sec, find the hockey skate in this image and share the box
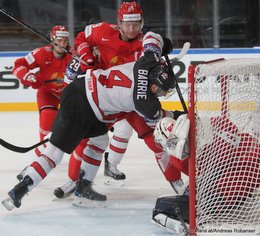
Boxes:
[53,170,85,199]
[73,178,107,208]
[53,179,76,199]
[104,152,125,186]
[2,175,33,211]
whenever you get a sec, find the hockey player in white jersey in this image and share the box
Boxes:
[2,32,177,210]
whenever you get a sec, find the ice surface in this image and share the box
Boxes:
[0,112,179,236]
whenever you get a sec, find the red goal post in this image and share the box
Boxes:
[188,58,260,235]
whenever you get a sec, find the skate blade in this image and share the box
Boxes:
[52,195,74,202]
[2,197,16,211]
[72,196,107,208]
[104,177,125,187]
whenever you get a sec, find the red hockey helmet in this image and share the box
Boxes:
[50,25,70,41]
[117,1,143,22]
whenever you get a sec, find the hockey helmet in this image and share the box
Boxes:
[50,25,70,41]
[117,1,143,22]
[149,62,175,95]
[154,117,176,149]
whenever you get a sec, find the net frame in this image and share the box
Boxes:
[188,58,260,236]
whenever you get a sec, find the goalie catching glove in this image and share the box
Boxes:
[153,114,190,160]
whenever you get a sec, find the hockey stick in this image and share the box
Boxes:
[0,138,49,153]
[170,42,191,63]
[165,42,190,113]
[0,7,88,66]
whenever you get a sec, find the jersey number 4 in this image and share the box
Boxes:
[98,70,132,88]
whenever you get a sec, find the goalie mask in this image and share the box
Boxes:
[149,62,175,98]
[50,25,70,41]
[154,117,176,149]
[154,115,190,160]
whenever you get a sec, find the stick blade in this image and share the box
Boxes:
[0,139,30,153]
[170,42,191,63]
[0,138,49,153]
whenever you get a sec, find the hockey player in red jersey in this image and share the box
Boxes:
[2,31,183,210]
[12,25,71,161]
[54,1,146,198]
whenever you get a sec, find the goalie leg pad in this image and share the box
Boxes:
[153,195,189,223]
[152,213,189,236]
[152,195,189,234]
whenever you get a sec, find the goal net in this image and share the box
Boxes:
[188,58,260,236]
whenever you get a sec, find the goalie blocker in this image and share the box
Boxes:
[152,195,189,235]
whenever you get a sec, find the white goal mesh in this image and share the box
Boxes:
[188,58,260,234]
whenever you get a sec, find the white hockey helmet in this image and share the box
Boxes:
[154,115,190,159]
[153,117,176,149]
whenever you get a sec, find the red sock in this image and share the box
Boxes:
[68,138,88,181]
[39,108,57,141]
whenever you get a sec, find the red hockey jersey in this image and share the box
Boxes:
[74,22,143,69]
[13,45,72,98]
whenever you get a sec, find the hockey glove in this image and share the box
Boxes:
[79,52,95,72]
[166,114,190,160]
[162,37,173,56]
[22,72,41,89]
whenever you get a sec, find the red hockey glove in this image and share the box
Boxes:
[22,73,41,89]
[80,53,95,72]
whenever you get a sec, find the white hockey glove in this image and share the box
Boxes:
[153,114,190,160]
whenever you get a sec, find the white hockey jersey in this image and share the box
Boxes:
[85,62,136,123]
[85,59,163,123]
